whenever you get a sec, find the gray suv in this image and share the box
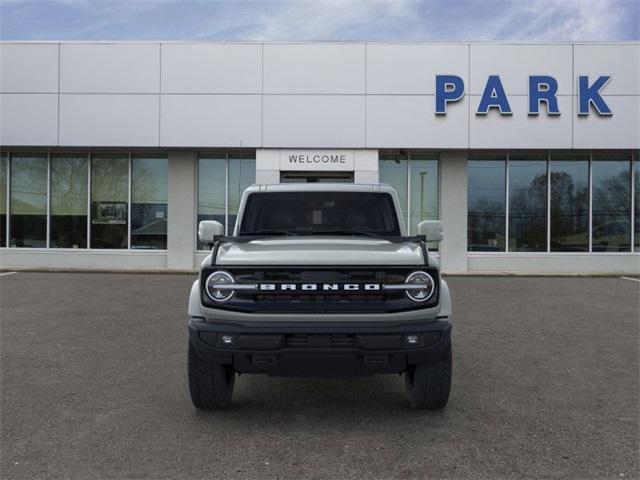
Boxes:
[188,183,452,409]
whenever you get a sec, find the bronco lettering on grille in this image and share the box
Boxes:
[258,283,381,291]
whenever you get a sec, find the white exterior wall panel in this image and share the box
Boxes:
[469,95,573,149]
[573,44,640,95]
[263,95,365,148]
[161,94,261,147]
[263,43,365,94]
[0,41,638,150]
[60,43,160,93]
[366,43,468,94]
[573,96,640,149]
[59,94,159,146]
[0,93,58,145]
[161,44,262,93]
[366,95,469,148]
[470,44,573,95]
[0,44,58,93]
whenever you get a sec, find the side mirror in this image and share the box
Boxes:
[417,220,443,242]
[198,220,225,244]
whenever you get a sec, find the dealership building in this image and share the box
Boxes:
[0,41,638,273]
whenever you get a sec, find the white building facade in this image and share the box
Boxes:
[0,41,638,273]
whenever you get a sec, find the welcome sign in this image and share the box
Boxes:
[279,150,355,171]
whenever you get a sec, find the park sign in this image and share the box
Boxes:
[435,75,613,116]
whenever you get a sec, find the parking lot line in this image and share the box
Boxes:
[0,272,17,277]
[621,276,640,282]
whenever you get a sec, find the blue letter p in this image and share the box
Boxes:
[435,75,464,115]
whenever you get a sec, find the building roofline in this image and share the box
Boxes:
[1,40,639,46]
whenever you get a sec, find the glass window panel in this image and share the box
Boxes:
[592,154,631,252]
[0,154,6,247]
[508,154,548,252]
[228,155,256,235]
[91,154,128,249]
[635,155,639,251]
[197,156,226,249]
[10,154,47,248]
[468,159,506,251]
[549,155,589,252]
[50,154,88,248]
[131,155,168,249]
[379,151,408,232]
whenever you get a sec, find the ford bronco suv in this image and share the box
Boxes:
[188,183,452,409]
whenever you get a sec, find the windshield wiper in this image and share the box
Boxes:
[239,229,301,237]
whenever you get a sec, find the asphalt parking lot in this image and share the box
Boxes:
[1,273,638,480]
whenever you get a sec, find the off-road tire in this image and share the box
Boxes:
[188,340,235,409]
[404,343,452,410]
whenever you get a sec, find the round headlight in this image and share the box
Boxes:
[205,271,235,302]
[405,271,435,302]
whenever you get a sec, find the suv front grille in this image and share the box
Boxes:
[201,266,439,314]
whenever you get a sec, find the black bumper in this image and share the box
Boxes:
[188,317,452,378]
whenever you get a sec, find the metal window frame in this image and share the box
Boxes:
[505,153,510,253]
[195,153,230,248]
[46,151,51,248]
[225,152,229,235]
[4,150,10,247]
[546,151,551,253]
[406,153,411,235]
[86,151,91,249]
[127,150,132,250]
[630,151,635,252]
[588,151,593,253]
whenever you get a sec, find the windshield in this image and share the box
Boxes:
[238,192,401,237]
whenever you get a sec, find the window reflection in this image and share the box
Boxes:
[592,155,631,252]
[228,154,256,234]
[0,155,6,247]
[91,155,128,249]
[197,156,226,249]
[379,151,409,232]
[409,155,438,230]
[10,154,47,248]
[50,155,88,248]
[508,155,547,252]
[131,156,168,249]
[468,158,506,251]
[550,155,589,252]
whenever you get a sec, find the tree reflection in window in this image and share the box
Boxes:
[508,156,547,252]
[592,155,631,252]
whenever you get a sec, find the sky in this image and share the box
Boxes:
[0,0,638,42]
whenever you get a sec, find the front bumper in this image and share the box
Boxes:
[188,317,452,378]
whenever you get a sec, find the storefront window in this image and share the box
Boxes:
[228,153,256,234]
[50,154,88,248]
[409,154,438,233]
[0,154,7,247]
[131,155,168,249]
[197,155,226,249]
[10,154,47,248]
[468,157,506,251]
[91,154,128,249]
[592,153,631,252]
[379,151,408,231]
[197,151,256,249]
[508,153,547,252]
[549,154,589,252]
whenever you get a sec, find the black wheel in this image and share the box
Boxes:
[404,343,452,410]
[188,340,235,409]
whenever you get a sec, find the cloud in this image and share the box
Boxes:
[0,0,637,41]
